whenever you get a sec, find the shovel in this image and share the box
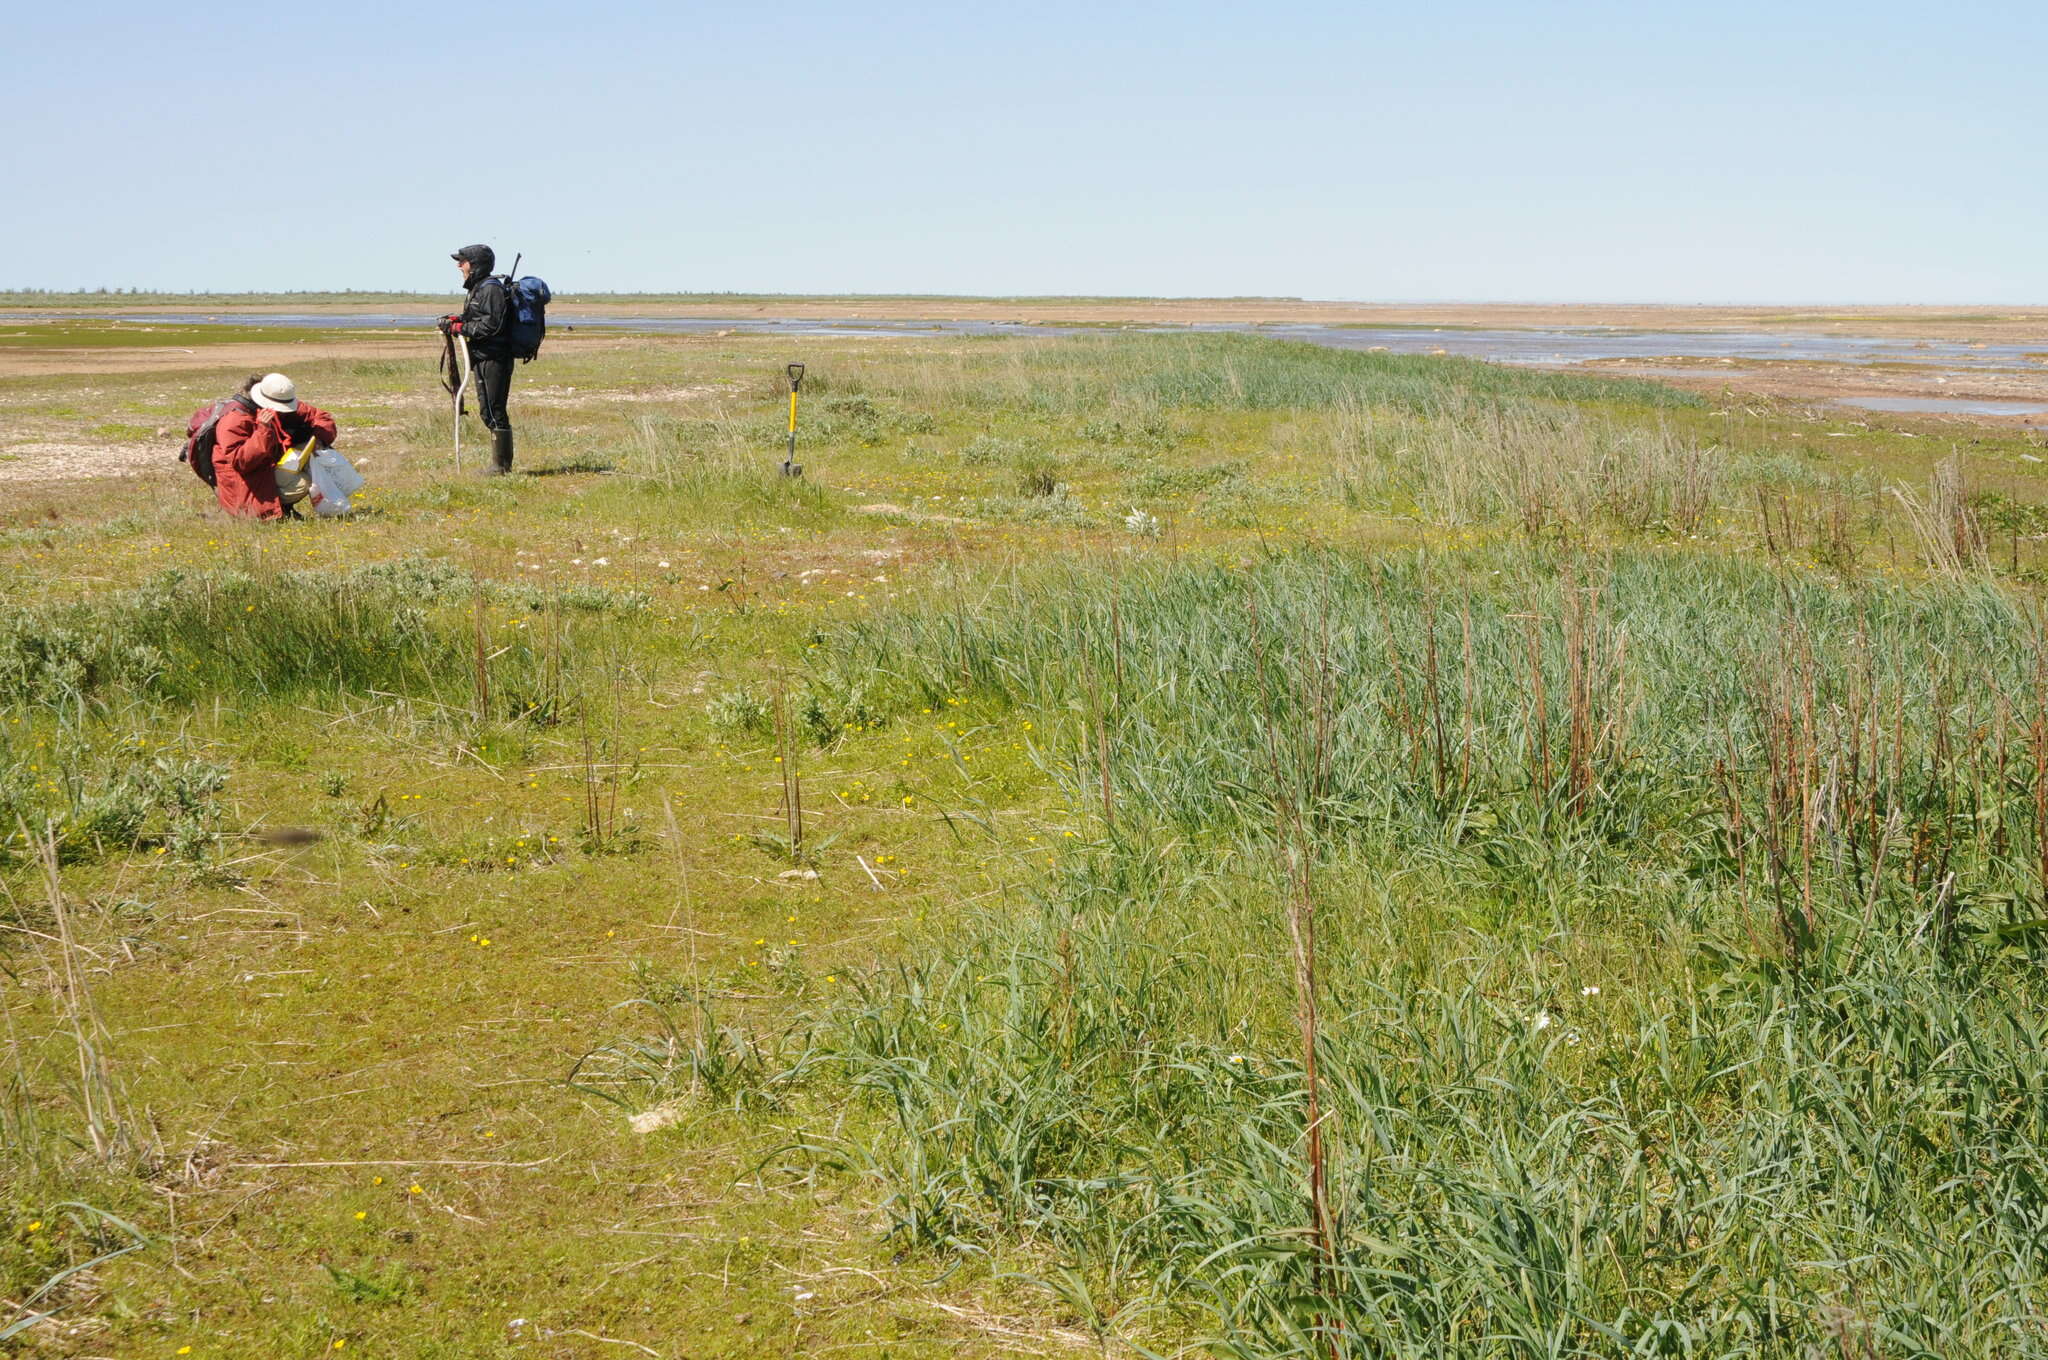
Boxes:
[783,362,805,477]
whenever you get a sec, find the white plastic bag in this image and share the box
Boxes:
[311,447,364,495]
[307,448,364,517]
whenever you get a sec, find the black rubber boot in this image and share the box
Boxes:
[482,429,514,476]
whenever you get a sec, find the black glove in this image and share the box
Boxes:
[437,314,458,335]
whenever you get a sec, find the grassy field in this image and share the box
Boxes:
[5,325,2048,1357]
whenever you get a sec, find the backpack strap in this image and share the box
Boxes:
[183,394,256,459]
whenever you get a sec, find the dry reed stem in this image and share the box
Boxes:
[1243,588,1340,1357]
[471,577,491,724]
[33,824,144,1169]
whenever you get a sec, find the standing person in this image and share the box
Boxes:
[201,373,337,520]
[439,243,516,476]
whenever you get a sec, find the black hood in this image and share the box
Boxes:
[452,243,495,286]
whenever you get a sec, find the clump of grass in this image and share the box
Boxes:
[706,688,771,738]
[572,996,808,1113]
[617,414,835,517]
[1195,469,1307,528]
[0,730,227,865]
[0,564,559,716]
[1128,459,1243,502]
[344,554,474,601]
[706,673,888,747]
[1076,414,1179,451]
[1892,452,1991,578]
[508,583,649,615]
[1011,450,1065,498]
[1331,400,1721,535]
[323,1260,417,1307]
[959,434,1039,466]
[815,393,933,443]
[345,556,645,616]
[973,487,1093,527]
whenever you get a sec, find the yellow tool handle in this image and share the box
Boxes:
[788,391,798,434]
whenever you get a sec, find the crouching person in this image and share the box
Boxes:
[205,373,336,519]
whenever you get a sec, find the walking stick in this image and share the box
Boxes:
[782,363,805,478]
[452,334,473,474]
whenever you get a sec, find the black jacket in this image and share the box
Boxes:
[460,275,513,358]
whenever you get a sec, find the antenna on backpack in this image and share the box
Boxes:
[507,253,521,282]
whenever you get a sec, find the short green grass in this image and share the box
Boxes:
[4,326,2048,1356]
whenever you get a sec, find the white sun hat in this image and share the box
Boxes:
[249,373,300,412]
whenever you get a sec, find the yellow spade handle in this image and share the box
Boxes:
[788,390,799,434]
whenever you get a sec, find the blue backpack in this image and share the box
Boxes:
[498,274,551,360]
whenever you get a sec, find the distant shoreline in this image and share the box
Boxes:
[6,296,2048,342]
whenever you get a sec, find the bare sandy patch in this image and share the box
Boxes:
[0,329,655,380]
[518,382,733,409]
[0,338,428,380]
[851,502,969,525]
[0,439,165,483]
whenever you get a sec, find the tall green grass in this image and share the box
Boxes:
[828,550,2039,888]
[619,547,2048,1356]
[0,560,621,719]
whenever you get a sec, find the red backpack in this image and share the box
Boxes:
[179,395,256,486]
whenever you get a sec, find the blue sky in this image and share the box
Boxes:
[2,1,2039,301]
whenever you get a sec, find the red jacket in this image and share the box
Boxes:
[206,402,337,519]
